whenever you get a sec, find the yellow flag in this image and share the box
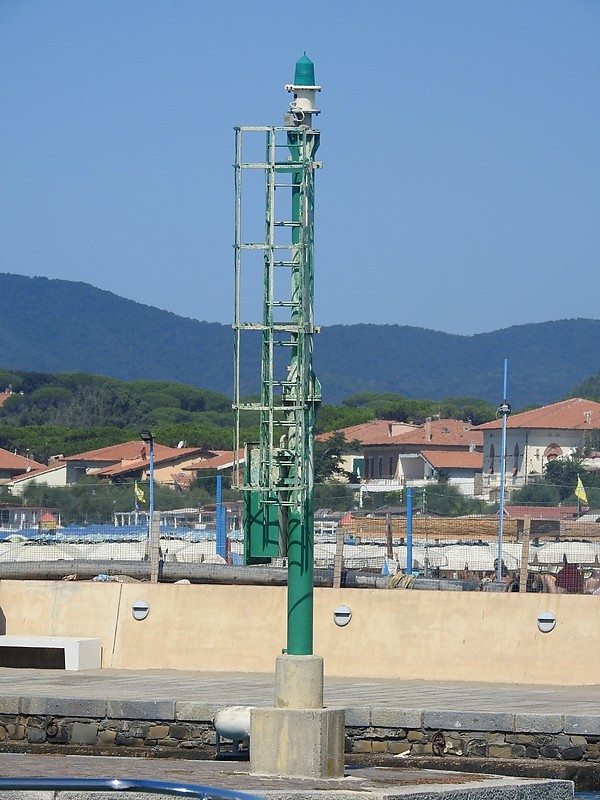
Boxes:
[134,481,146,504]
[575,475,588,505]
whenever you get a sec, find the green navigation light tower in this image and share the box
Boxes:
[233,55,322,656]
[234,57,344,780]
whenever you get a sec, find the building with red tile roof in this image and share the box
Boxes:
[360,418,482,483]
[183,450,244,472]
[316,420,418,446]
[182,450,245,488]
[420,449,484,471]
[4,461,67,496]
[418,449,485,499]
[321,418,483,499]
[0,447,46,483]
[477,397,600,432]
[475,398,600,502]
[502,505,579,521]
[0,503,61,532]
[64,440,214,486]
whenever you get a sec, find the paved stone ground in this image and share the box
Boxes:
[0,668,593,799]
[0,753,575,800]
[0,668,597,714]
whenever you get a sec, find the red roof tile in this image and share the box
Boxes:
[477,398,600,431]
[0,448,45,472]
[7,462,66,484]
[503,505,579,520]
[65,441,182,462]
[92,447,209,478]
[317,420,418,446]
[184,450,244,471]
[318,418,482,448]
[393,418,483,447]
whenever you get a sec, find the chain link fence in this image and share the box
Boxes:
[1,502,599,593]
[333,513,600,593]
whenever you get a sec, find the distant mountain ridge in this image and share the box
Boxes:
[0,273,598,409]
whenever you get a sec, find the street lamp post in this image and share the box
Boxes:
[496,361,511,584]
[139,429,155,543]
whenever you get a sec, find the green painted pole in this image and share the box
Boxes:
[285,54,320,655]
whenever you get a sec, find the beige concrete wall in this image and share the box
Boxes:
[111,583,287,671]
[0,580,597,684]
[0,581,122,667]
[315,589,599,685]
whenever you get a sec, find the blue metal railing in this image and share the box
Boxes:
[0,778,263,800]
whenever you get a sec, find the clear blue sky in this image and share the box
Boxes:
[2,1,599,335]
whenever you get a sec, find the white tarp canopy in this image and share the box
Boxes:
[175,542,218,563]
[0,543,83,561]
[533,541,600,565]
[81,541,147,561]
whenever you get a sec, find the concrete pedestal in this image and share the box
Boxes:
[250,654,345,778]
[275,654,323,708]
[250,706,345,778]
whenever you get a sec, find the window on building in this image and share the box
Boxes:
[488,443,495,474]
[388,456,395,477]
[544,444,562,462]
[377,457,383,478]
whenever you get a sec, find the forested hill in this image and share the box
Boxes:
[1,273,599,409]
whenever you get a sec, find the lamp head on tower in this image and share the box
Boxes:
[284,53,321,127]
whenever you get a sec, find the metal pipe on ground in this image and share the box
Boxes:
[0,561,341,586]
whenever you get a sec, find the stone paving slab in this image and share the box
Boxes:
[0,671,584,798]
[0,668,597,736]
[0,668,597,713]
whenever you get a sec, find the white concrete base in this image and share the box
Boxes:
[0,636,101,670]
[250,706,345,778]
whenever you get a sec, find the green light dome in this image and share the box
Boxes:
[294,53,315,86]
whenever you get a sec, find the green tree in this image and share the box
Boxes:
[509,482,561,507]
[314,432,361,483]
[569,371,600,402]
[418,483,489,517]
[315,404,374,434]
[438,397,496,425]
[21,477,215,525]
[544,456,584,502]
[581,429,600,457]
[313,482,355,511]
[31,386,73,410]
[0,369,24,392]
[0,424,136,462]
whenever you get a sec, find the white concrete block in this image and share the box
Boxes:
[0,636,101,670]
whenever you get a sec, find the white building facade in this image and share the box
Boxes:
[477,398,600,502]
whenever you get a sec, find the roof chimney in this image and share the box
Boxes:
[425,417,432,442]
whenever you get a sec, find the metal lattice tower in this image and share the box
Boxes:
[233,56,321,655]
